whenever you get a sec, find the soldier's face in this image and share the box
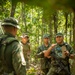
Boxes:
[24,37,28,43]
[22,37,28,44]
[15,28,18,34]
[13,27,18,36]
[43,38,49,44]
[56,36,64,44]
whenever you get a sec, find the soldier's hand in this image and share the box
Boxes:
[47,56,51,58]
[49,44,56,50]
[43,44,56,57]
[64,50,70,56]
[70,54,75,59]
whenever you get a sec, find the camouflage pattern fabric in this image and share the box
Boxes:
[0,33,26,75]
[22,43,30,69]
[47,65,68,75]
[47,43,74,75]
[37,44,51,75]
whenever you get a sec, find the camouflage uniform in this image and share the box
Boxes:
[21,34,30,69]
[0,17,26,75]
[22,42,30,69]
[47,33,75,75]
[37,34,51,75]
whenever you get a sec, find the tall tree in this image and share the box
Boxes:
[10,1,17,17]
[53,11,58,34]
[69,13,73,44]
[64,11,68,42]
[73,9,75,50]
[22,3,27,32]
[48,15,53,43]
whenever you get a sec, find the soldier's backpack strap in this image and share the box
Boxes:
[0,35,18,67]
[0,35,18,73]
[0,35,9,60]
[1,37,18,61]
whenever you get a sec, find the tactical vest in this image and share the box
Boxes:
[54,43,71,58]
[39,44,51,69]
[51,43,71,67]
[0,34,18,73]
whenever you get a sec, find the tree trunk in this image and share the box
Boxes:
[41,15,44,45]
[71,9,75,75]
[53,11,57,34]
[69,13,72,44]
[48,16,53,43]
[73,10,75,50]
[10,1,17,17]
[37,9,40,46]
[22,3,27,32]
[64,12,68,42]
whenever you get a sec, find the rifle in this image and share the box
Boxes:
[51,51,71,75]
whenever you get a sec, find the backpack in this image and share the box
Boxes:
[0,34,18,73]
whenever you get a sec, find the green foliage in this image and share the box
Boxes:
[27,67,36,75]
[9,0,75,11]
[0,0,75,74]
[0,1,74,48]
[0,1,11,19]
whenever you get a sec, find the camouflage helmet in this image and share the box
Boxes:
[20,33,29,38]
[1,17,20,29]
[55,33,63,37]
[43,34,50,39]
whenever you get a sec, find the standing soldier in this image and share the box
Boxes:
[43,33,75,75]
[36,34,51,75]
[0,17,26,75]
[21,34,31,69]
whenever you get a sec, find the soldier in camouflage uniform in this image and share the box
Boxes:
[0,17,26,75]
[43,33,75,75]
[36,34,51,75]
[21,34,30,69]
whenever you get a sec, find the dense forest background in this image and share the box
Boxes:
[0,0,75,75]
